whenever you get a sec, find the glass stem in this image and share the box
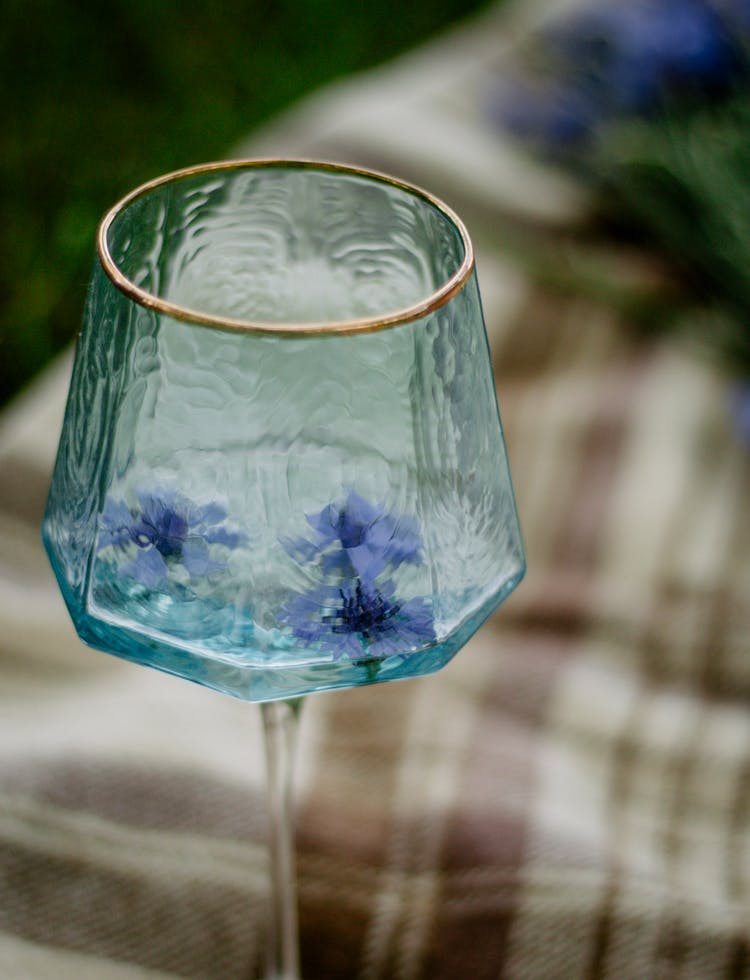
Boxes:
[261,698,303,980]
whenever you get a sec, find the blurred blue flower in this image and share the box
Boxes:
[283,490,434,663]
[724,0,750,31]
[548,0,742,107]
[491,0,750,153]
[492,80,601,152]
[98,488,244,588]
[284,578,435,662]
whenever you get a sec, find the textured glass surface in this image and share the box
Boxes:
[43,164,524,702]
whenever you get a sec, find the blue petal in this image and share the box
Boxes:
[367,598,436,659]
[306,491,425,573]
[306,502,342,543]
[331,631,367,662]
[346,544,391,581]
[182,538,225,576]
[100,498,132,528]
[372,513,424,566]
[396,596,437,641]
[203,525,244,548]
[492,80,600,150]
[192,501,228,526]
[158,509,189,544]
[98,498,133,550]
[121,547,168,588]
[306,490,383,549]
[335,490,382,548]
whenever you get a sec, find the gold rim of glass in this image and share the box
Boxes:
[97,158,475,336]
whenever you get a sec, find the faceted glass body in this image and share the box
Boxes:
[43,162,524,701]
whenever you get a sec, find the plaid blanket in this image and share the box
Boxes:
[1,3,749,977]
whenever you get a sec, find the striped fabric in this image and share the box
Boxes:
[1,3,749,977]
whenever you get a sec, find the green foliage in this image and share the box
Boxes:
[593,95,750,374]
[0,0,489,405]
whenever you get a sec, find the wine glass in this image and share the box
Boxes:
[42,159,525,979]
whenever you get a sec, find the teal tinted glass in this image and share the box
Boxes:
[43,161,524,702]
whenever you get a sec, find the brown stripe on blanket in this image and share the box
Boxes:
[726,751,750,910]
[416,293,575,975]
[583,684,750,978]
[0,757,268,842]
[726,934,750,980]
[509,351,650,645]
[439,290,641,977]
[488,298,652,976]
[297,848,382,980]
[295,680,415,978]
[699,459,750,700]
[586,418,692,980]
[425,633,571,979]
[0,763,273,976]
[353,671,485,980]
[297,682,415,869]
[639,428,749,696]
[582,686,655,980]
[581,356,731,971]
[0,836,261,978]
[650,704,710,979]
[550,350,648,577]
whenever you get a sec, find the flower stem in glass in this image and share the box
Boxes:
[261,698,302,980]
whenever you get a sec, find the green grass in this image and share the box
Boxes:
[1,0,490,406]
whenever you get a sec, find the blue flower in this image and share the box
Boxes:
[725,0,750,32]
[491,80,602,152]
[491,0,749,154]
[548,0,743,108]
[284,489,423,581]
[284,577,435,662]
[282,491,435,663]
[98,488,244,588]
